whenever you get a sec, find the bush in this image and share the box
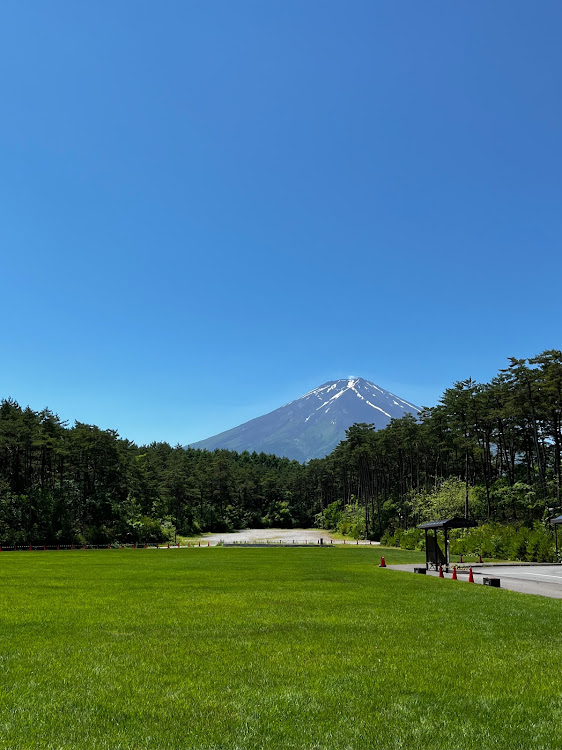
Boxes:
[380,529,401,547]
[315,500,366,539]
[389,522,556,562]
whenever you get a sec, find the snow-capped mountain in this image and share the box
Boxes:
[189,377,420,462]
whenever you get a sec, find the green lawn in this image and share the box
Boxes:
[1,547,561,749]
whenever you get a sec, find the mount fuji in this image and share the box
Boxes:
[189,377,420,462]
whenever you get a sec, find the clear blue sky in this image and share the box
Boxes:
[1,1,561,446]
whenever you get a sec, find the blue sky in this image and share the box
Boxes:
[1,1,561,446]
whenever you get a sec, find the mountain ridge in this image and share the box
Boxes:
[189,377,420,462]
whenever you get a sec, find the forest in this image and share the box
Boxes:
[1,350,561,547]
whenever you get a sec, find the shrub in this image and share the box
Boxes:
[315,500,366,539]
[390,522,556,562]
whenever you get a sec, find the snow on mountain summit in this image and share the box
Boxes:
[189,377,420,463]
[290,377,419,422]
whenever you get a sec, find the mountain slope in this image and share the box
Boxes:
[189,377,420,462]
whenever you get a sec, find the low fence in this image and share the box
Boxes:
[0,539,379,551]
[0,542,210,551]
[223,539,377,547]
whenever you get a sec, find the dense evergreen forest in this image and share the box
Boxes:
[1,351,561,546]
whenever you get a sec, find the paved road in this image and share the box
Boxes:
[477,564,562,598]
[386,563,562,599]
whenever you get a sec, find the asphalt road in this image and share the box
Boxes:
[387,563,562,599]
[477,564,562,598]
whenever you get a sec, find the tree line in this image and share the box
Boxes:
[0,403,314,545]
[1,350,561,545]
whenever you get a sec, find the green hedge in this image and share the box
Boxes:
[382,522,557,562]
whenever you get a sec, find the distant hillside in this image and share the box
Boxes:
[190,377,420,462]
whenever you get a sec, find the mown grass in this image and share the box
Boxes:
[1,547,561,749]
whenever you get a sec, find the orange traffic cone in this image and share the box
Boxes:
[379,556,386,567]
[452,566,458,580]
[468,567,474,583]
[439,565,444,578]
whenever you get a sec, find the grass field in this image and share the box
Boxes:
[1,547,561,749]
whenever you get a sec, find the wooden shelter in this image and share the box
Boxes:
[417,517,478,572]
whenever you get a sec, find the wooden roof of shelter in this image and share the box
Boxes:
[417,517,478,530]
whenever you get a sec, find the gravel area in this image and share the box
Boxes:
[198,528,379,546]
